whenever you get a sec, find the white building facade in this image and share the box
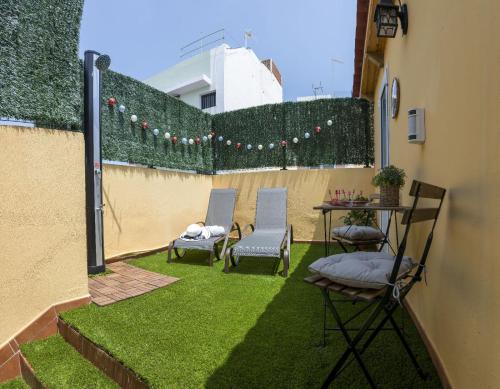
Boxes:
[144,44,283,114]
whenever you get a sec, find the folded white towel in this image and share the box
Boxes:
[205,225,225,237]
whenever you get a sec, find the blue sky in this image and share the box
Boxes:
[79,0,356,101]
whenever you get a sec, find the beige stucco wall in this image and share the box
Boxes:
[0,126,89,348]
[103,164,213,258]
[369,0,500,387]
[213,168,374,241]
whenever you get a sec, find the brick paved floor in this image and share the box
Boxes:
[88,262,179,306]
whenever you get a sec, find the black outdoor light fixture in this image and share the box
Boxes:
[84,50,111,274]
[374,0,408,38]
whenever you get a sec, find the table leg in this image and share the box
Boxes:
[378,210,393,253]
[328,211,332,256]
[394,212,399,247]
[323,211,328,257]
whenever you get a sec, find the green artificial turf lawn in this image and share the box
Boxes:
[0,379,29,389]
[20,335,118,389]
[62,244,442,388]
[89,268,113,278]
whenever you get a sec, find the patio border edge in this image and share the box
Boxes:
[0,295,91,383]
[57,319,148,389]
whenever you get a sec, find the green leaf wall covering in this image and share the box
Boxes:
[212,98,374,170]
[0,1,373,172]
[0,0,83,129]
[101,70,214,173]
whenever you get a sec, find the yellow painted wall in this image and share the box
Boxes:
[213,169,374,241]
[103,164,213,258]
[369,1,500,387]
[0,126,89,347]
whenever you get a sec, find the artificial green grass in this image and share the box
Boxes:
[20,335,118,389]
[88,268,113,278]
[0,379,29,389]
[62,244,442,388]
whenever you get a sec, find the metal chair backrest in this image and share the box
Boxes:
[388,180,446,285]
[205,189,237,231]
[255,188,288,231]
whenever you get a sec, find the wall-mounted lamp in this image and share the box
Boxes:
[374,0,408,38]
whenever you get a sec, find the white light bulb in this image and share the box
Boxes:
[202,136,208,142]
[164,132,171,140]
[226,140,232,146]
[182,137,188,145]
[304,132,310,139]
[207,134,212,140]
[130,114,138,123]
[258,144,263,150]
[293,137,299,144]
[153,128,159,136]
[188,138,194,145]
[269,143,275,149]
[118,105,126,113]
[327,119,333,126]
[247,144,252,150]
[218,136,224,142]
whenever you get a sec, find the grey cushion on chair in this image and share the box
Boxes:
[308,251,415,289]
[332,226,385,241]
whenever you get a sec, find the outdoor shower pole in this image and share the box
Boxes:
[84,50,110,274]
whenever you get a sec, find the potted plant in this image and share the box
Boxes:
[372,165,406,206]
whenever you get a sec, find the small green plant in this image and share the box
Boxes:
[339,195,376,226]
[372,165,406,188]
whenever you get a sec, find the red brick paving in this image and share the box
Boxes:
[88,262,179,306]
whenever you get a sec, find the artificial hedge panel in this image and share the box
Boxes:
[0,0,372,172]
[212,98,373,170]
[101,70,213,172]
[0,0,83,129]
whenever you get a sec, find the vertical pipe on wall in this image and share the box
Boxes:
[84,50,109,274]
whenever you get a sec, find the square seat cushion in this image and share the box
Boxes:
[332,225,385,241]
[308,251,415,289]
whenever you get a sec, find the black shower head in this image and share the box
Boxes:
[95,54,111,71]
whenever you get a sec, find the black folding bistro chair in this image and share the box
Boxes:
[304,180,446,388]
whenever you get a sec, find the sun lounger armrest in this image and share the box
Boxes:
[288,224,293,245]
[231,222,242,240]
[242,224,255,237]
[196,221,206,226]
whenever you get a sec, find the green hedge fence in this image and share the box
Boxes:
[212,99,374,170]
[0,0,373,171]
[0,0,83,129]
[101,70,214,173]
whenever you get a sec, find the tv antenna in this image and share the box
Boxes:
[312,82,324,98]
[244,30,253,48]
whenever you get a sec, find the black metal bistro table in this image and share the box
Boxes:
[313,202,410,256]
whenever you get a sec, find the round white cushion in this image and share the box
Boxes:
[332,225,385,241]
[308,251,415,289]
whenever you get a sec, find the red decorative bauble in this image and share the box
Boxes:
[195,137,201,145]
[280,140,288,147]
[171,136,177,144]
[141,121,149,130]
[236,142,242,150]
[315,126,321,134]
[107,97,117,107]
